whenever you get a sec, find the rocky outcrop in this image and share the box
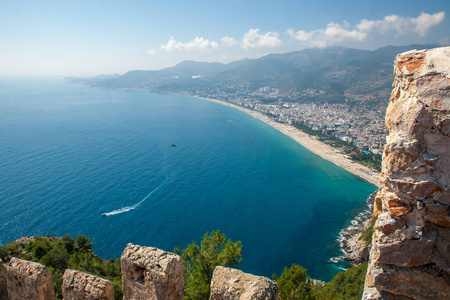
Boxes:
[339,192,376,264]
[6,257,55,300]
[62,269,114,300]
[364,47,450,299]
[121,243,184,300]
[209,266,278,300]
[0,260,8,300]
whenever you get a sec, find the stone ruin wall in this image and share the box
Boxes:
[0,243,277,300]
[364,47,450,299]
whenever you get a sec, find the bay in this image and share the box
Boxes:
[0,78,376,281]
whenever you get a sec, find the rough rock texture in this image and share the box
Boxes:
[121,243,184,300]
[209,266,278,300]
[6,257,55,300]
[0,260,8,300]
[62,269,114,300]
[340,191,376,264]
[363,47,450,299]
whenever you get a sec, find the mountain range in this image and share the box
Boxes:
[67,44,438,109]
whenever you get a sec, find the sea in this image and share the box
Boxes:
[0,78,377,281]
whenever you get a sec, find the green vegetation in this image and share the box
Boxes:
[359,220,375,247]
[174,230,243,300]
[314,263,368,300]
[275,263,368,300]
[0,235,122,300]
[1,231,369,300]
[275,264,315,300]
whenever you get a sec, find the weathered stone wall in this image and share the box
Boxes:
[3,243,279,300]
[6,257,55,300]
[209,266,278,300]
[62,269,114,300]
[363,47,450,299]
[0,260,8,300]
[121,243,184,300]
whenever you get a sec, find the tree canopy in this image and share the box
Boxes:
[174,230,243,300]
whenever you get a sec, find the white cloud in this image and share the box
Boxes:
[160,37,182,52]
[160,36,219,52]
[242,28,282,49]
[221,36,239,47]
[357,11,445,37]
[287,22,366,48]
[324,22,367,41]
[412,11,445,37]
[289,11,445,48]
[147,49,156,55]
[286,29,314,41]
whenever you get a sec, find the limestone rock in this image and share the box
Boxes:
[6,257,55,300]
[0,260,8,300]
[372,266,450,300]
[62,269,114,300]
[121,243,183,300]
[375,211,405,235]
[209,266,278,300]
[364,46,450,299]
[377,239,433,267]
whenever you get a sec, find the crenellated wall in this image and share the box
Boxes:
[363,47,450,299]
[1,244,276,300]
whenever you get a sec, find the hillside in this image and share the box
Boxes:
[68,44,437,110]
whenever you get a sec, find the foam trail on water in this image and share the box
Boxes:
[102,149,170,217]
[102,175,168,216]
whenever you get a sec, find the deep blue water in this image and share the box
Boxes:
[0,78,376,281]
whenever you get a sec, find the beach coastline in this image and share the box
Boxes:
[196,96,380,187]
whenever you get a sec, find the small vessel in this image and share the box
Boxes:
[171,144,176,147]
[101,213,107,217]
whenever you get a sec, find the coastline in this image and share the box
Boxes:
[196,96,380,187]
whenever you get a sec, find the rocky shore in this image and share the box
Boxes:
[329,191,377,265]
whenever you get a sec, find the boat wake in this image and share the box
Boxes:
[102,175,168,217]
[102,150,170,217]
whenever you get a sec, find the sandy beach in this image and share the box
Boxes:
[197,97,380,187]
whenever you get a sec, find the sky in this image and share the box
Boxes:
[1,0,449,76]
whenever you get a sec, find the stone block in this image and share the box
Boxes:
[209,266,278,300]
[62,269,114,300]
[121,243,183,300]
[377,239,434,267]
[373,267,450,300]
[7,257,55,300]
[425,203,450,227]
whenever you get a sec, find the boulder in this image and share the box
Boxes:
[62,269,114,300]
[209,266,278,300]
[6,257,55,300]
[121,243,183,300]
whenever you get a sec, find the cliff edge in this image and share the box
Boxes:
[363,47,450,299]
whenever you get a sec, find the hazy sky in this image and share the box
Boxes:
[1,0,449,76]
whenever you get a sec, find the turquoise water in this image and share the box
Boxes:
[0,78,376,281]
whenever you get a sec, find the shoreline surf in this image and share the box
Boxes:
[195,96,380,187]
